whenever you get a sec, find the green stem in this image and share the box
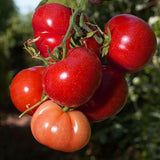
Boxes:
[62,106,70,112]
[80,13,103,44]
[33,56,50,66]
[19,95,49,118]
[61,0,88,59]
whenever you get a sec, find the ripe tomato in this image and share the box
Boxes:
[78,66,128,122]
[31,100,91,152]
[10,66,46,115]
[32,3,72,35]
[81,36,102,57]
[32,3,72,59]
[34,32,70,58]
[42,47,102,108]
[104,14,157,73]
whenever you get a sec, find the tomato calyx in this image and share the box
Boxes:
[101,26,112,57]
[24,39,56,66]
[61,106,74,112]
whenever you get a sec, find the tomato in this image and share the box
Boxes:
[104,14,157,73]
[81,36,102,57]
[10,66,46,115]
[32,3,72,35]
[31,100,91,152]
[78,66,128,122]
[34,32,69,58]
[42,47,102,108]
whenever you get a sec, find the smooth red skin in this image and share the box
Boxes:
[32,3,72,35]
[10,66,46,115]
[43,47,102,108]
[105,14,157,73]
[31,100,91,152]
[78,66,128,122]
[81,37,102,57]
[34,32,69,58]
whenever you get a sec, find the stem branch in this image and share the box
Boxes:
[19,95,49,118]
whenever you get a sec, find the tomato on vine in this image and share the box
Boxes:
[78,66,128,122]
[32,3,72,58]
[104,14,157,73]
[10,66,46,115]
[42,47,102,108]
[31,100,91,152]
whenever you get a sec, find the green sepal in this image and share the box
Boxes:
[101,26,112,57]
[47,46,60,62]
[47,0,77,9]
[36,0,48,10]
[27,46,37,55]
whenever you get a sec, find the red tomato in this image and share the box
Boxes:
[42,47,102,108]
[34,32,66,58]
[81,36,102,57]
[78,66,128,122]
[10,66,46,115]
[32,3,72,35]
[32,3,72,59]
[31,100,91,152]
[104,14,157,73]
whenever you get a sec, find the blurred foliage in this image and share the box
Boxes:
[0,0,160,160]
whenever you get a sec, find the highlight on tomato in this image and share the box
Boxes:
[10,66,46,115]
[31,100,91,152]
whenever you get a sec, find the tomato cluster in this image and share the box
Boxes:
[10,1,157,153]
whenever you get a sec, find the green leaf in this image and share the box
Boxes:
[36,0,48,10]
[47,0,78,9]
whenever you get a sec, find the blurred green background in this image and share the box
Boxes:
[0,0,160,159]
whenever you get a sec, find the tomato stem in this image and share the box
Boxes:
[19,95,49,118]
[61,0,88,59]
[61,106,74,112]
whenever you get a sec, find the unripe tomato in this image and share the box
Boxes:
[31,100,91,152]
[78,66,128,122]
[42,47,102,107]
[104,14,157,73]
[10,66,46,115]
[32,3,72,35]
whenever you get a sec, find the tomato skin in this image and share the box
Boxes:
[78,66,128,122]
[42,47,102,107]
[32,3,72,35]
[105,14,157,73]
[34,32,66,58]
[10,66,46,115]
[31,100,91,152]
[81,36,102,57]
[32,3,72,58]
